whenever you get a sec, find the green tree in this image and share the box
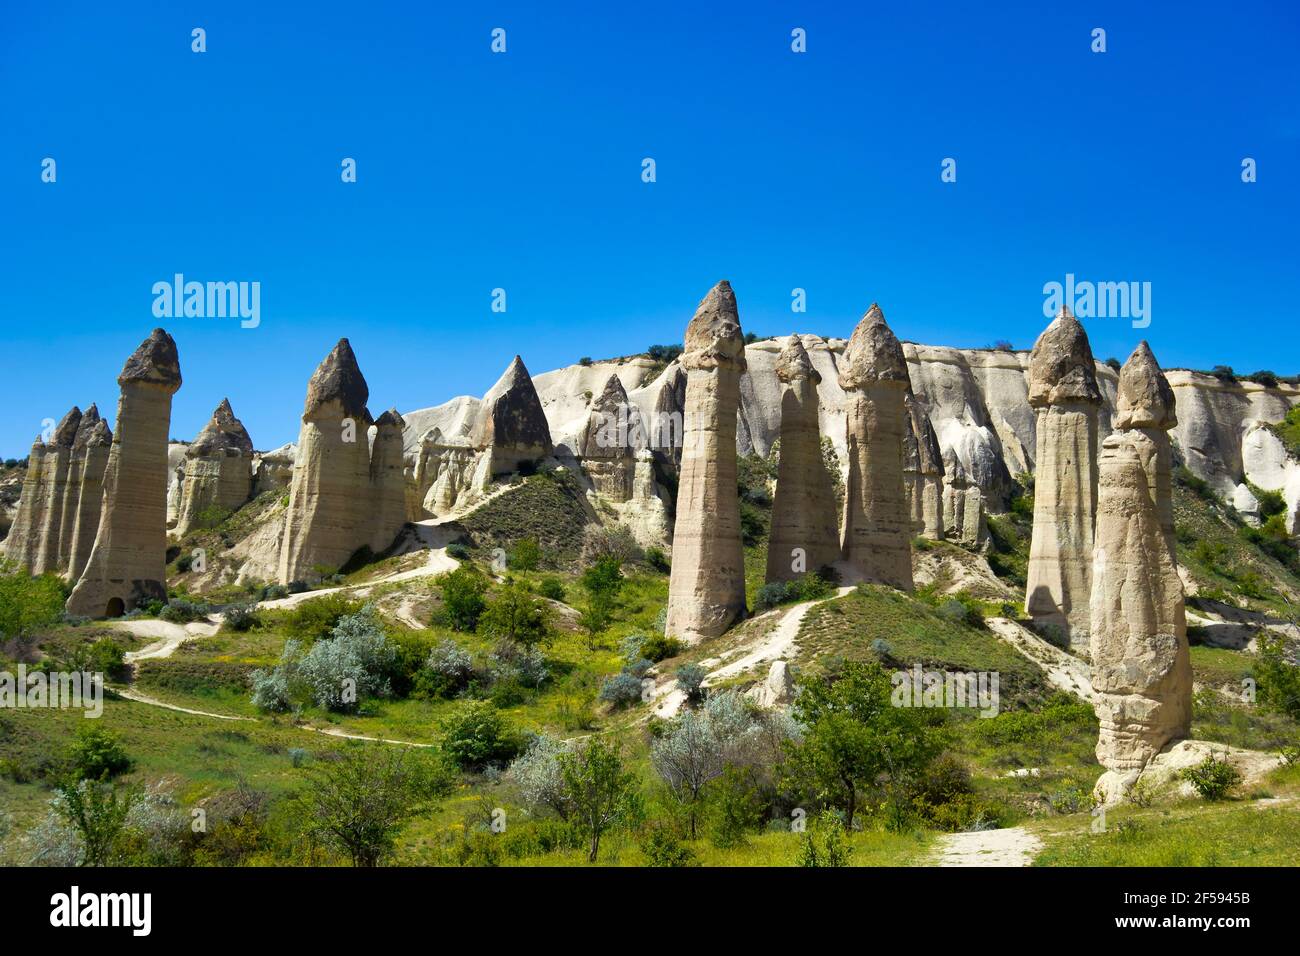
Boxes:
[578,556,624,648]
[508,537,542,571]
[479,581,551,648]
[439,566,488,632]
[53,778,138,867]
[558,737,640,862]
[1254,632,1300,721]
[784,660,944,830]
[0,570,65,642]
[297,745,452,866]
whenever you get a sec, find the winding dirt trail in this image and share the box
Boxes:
[930,826,1042,866]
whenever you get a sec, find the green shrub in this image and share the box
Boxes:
[446,541,471,561]
[1253,633,1300,721]
[639,633,684,663]
[645,547,670,573]
[67,725,133,781]
[676,663,707,703]
[640,823,697,866]
[222,602,260,632]
[537,577,566,602]
[276,594,364,643]
[1181,752,1242,801]
[439,701,518,769]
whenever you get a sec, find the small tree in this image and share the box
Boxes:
[439,701,518,769]
[478,581,550,648]
[509,734,573,820]
[52,778,138,867]
[439,566,488,632]
[784,660,944,830]
[0,570,65,643]
[297,745,451,866]
[558,737,640,862]
[507,537,542,571]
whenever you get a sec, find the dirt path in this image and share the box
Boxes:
[931,826,1042,866]
[113,685,253,721]
[114,619,221,663]
[650,587,852,719]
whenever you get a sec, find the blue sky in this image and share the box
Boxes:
[2,0,1297,456]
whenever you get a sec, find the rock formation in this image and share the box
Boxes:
[174,399,254,536]
[666,280,748,640]
[838,304,913,590]
[415,428,479,517]
[31,407,82,574]
[1025,307,1101,651]
[368,409,409,553]
[650,365,687,474]
[472,356,553,481]
[904,390,945,539]
[66,412,113,582]
[252,444,296,497]
[748,659,795,708]
[941,447,986,548]
[278,339,375,584]
[578,374,646,502]
[766,335,839,582]
[3,436,47,571]
[67,329,182,616]
[1091,345,1191,801]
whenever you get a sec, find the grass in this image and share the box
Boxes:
[796,585,1050,706]
[460,470,595,570]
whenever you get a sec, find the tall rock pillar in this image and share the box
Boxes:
[174,398,254,536]
[903,391,945,540]
[1025,306,1101,651]
[838,304,913,590]
[32,408,82,574]
[369,409,409,554]
[1091,341,1191,801]
[766,335,839,582]
[3,437,48,571]
[278,339,374,584]
[66,414,113,582]
[67,329,182,616]
[666,281,747,640]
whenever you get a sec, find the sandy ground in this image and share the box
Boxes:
[931,826,1042,866]
[115,619,221,663]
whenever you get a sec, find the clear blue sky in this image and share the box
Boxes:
[2,0,1297,456]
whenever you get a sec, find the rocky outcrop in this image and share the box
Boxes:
[31,407,82,574]
[67,329,182,616]
[839,305,913,590]
[473,356,553,481]
[174,399,255,536]
[368,409,409,553]
[766,336,839,582]
[3,437,47,570]
[1241,422,1300,535]
[1091,346,1192,801]
[252,443,296,497]
[904,391,945,539]
[278,339,375,584]
[415,428,479,517]
[666,281,748,640]
[748,659,795,708]
[650,365,687,473]
[941,447,986,548]
[66,413,113,582]
[576,374,645,502]
[1025,307,1101,652]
